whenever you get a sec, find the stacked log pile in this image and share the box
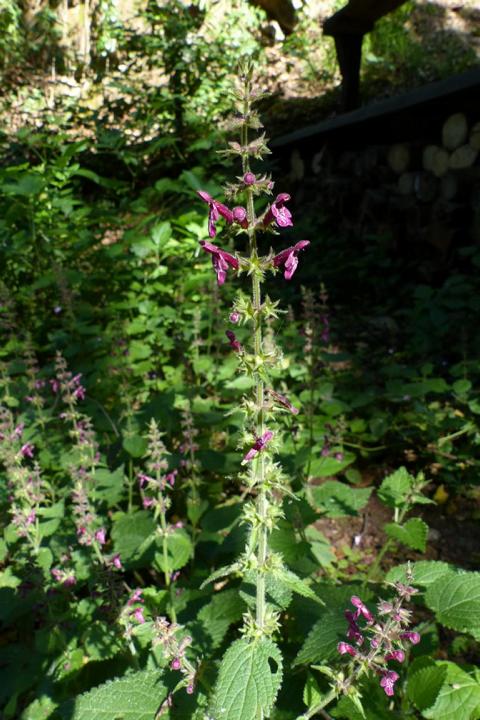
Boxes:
[293,112,480,267]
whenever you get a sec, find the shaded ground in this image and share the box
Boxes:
[315,476,480,573]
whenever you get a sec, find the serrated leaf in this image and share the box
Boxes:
[200,562,241,589]
[196,589,245,648]
[153,529,193,573]
[240,570,292,611]
[426,572,480,639]
[408,657,448,712]
[212,638,283,720]
[309,452,354,478]
[294,611,346,666]
[384,518,428,552]
[377,467,413,508]
[59,669,168,720]
[111,511,155,566]
[274,568,321,602]
[83,621,122,660]
[386,561,455,587]
[311,481,372,518]
[409,657,480,720]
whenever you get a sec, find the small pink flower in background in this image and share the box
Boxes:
[243,172,256,185]
[232,206,248,228]
[229,312,240,324]
[143,496,154,509]
[127,589,143,606]
[197,190,234,237]
[345,610,364,646]
[171,658,181,670]
[138,473,152,488]
[20,443,34,458]
[337,642,357,657]
[63,574,76,587]
[243,430,274,463]
[132,607,145,624]
[26,510,36,525]
[166,470,177,487]
[199,241,239,286]
[186,684,194,695]
[380,670,399,697]
[273,240,310,280]
[263,193,293,228]
[226,330,242,352]
[111,554,122,570]
[95,528,106,545]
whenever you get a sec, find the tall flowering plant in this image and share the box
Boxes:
[196,63,311,719]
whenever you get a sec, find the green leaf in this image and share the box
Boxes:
[408,657,480,720]
[153,529,193,573]
[309,452,354,478]
[20,695,58,720]
[212,638,283,720]
[408,657,448,712]
[200,562,241,589]
[453,379,472,395]
[274,568,321,603]
[240,570,292,611]
[197,589,245,648]
[111,511,155,565]
[122,435,148,457]
[59,669,168,720]
[377,467,413,508]
[311,481,372,518]
[384,518,428,552]
[83,621,122,660]
[294,611,346,666]
[386,561,455,587]
[425,572,480,639]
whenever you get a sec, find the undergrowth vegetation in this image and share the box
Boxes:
[1,3,480,720]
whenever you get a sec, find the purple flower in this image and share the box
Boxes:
[229,312,240,324]
[166,470,177,487]
[232,206,248,228]
[385,650,405,663]
[95,528,106,545]
[26,510,36,525]
[273,240,310,280]
[335,452,344,461]
[132,607,145,624]
[128,588,143,606]
[20,443,34,459]
[243,172,256,185]
[199,241,239,286]
[263,193,293,228]
[380,670,399,697]
[111,554,122,570]
[351,596,374,624]
[337,642,357,657]
[226,330,242,352]
[400,631,421,645]
[186,684,194,695]
[345,610,364,645]
[197,190,234,237]
[138,473,152,488]
[171,658,181,671]
[243,430,274,463]
[143,496,154,509]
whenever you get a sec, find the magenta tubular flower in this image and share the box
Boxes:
[20,443,34,458]
[345,611,364,645]
[380,670,399,697]
[226,330,242,352]
[337,642,357,657]
[197,190,234,237]
[95,528,106,545]
[273,240,310,280]
[243,430,274,463]
[132,607,145,624]
[171,658,181,671]
[111,554,122,570]
[385,650,405,663]
[199,241,239,286]
[263,193,293,228]
[351,595,374,624]
[229,312,240,324]
[400,631,421,645]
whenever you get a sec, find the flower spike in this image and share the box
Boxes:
[197,190,234,237]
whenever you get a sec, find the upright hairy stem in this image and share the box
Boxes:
[242,84,268,635]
